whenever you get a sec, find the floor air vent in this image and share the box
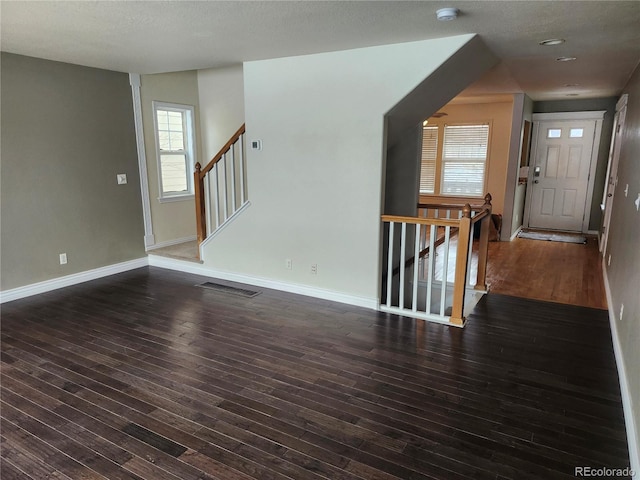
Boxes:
[197,281,261,298]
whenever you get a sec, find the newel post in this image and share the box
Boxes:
[450,204,472,326]
[194,163,206,245]
[475,193,492,291]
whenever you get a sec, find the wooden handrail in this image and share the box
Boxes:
[381,215,461,228]
[418,193,492,213]
[194,124,246,247]
[197,124,246,178]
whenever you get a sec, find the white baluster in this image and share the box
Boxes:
[426,224,436,314]
[213,163,220,229]
[239,134,246,205]
[440,226,451,316]
[386,222,394,307]
[412,223,420,312]
[221,153,228,221]
[204,174,212,235]
[399,223,407,309]
[230,143,237,212]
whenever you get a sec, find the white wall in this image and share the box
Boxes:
[201,35,495,304]
[197,65,245,162]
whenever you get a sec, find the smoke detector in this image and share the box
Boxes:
[436,7,459,21]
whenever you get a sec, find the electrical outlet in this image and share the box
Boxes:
[620,304,624,321]
[117,173,127,185]
[59,253,67,265]
[311,264,317,275]
[285,259,292,270]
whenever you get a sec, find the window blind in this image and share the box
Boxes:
[420,126,438,194]
[441,124,489,196]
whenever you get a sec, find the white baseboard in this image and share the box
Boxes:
[1,252,379,313]
[0,257,148,304]
[602,260,640,477]
[146,235,197,251]
[148,254,379,311]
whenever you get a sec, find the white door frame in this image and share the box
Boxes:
[524,110,605,233]
[600,95,627,255]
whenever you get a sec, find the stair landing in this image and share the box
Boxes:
[147,240,202,263]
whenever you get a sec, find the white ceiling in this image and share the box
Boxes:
[2,1,639,101]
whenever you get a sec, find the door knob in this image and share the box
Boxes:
[534,180,539,184]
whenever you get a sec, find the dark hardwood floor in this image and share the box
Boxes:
[1,267,630,479]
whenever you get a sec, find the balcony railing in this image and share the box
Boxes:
[380,194,492,327]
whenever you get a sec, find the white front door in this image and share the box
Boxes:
[527,113,604,232]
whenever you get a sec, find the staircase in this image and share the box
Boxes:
[194,124,248,257]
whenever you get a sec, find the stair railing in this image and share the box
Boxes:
[380,194,492,327]
[194,124,247,246]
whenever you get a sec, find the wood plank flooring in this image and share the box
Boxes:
[1,267,630,479]
[486,235,607,310]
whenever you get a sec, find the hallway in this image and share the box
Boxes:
[485,235,607,310]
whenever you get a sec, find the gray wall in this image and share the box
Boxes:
[605,65,640,468]
[1,53,145,290]
[533,97,617,231]
[383,35,498,218]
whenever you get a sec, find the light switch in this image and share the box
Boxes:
[117,174,127,185]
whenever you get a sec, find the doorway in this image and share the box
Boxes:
[600,95,628,255]
[524,111,605,233]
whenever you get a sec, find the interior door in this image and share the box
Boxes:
[527,118,597,232]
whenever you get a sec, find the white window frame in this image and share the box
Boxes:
[152,101,196,202]
[419,121,491,198]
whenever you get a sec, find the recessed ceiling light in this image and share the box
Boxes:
[436,7,459,21]
[539,38,565,46]
[556,56,577,62]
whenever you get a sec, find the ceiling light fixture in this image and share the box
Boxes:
[556,56,577,62]
[564,83,580,87]
[539,38,565,46]
[436,7,459,21]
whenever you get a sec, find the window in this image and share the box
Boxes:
[153,102,196,201]
[420,126,438,194]
[419,122,490,197]
[547,128,562,138]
